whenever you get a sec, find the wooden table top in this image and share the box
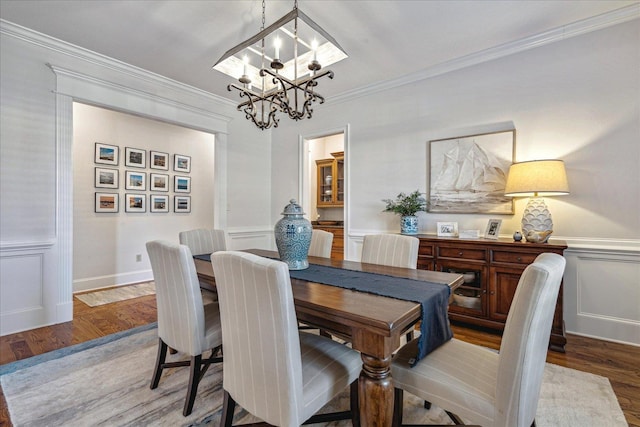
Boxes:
[194,249,463,354]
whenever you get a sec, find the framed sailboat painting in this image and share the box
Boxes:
[428,129,515,214]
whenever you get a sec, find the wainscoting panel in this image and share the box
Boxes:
[564,245,640,346]
[0,242,57,336]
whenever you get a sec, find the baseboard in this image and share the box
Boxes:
[73,270,153,293]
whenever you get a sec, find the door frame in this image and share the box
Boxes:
[298,124,350,259]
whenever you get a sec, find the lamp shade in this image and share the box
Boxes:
[504,159,569,197]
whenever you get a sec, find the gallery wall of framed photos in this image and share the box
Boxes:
[73,102,216,291]
[94,142,192,214]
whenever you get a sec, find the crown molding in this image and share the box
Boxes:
[0,19,237,109]
[47,64,232,127]
[330,4,640,104]
[2,4,638,108]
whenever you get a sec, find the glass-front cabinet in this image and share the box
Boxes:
[316,151,344,207]
[437,259,487,317]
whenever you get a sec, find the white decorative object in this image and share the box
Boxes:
[485,219,502,240]
[521,197,553,237]
[459,230,480,239]
[437,222,458,237]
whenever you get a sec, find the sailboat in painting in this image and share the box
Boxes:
[430,139,513,213]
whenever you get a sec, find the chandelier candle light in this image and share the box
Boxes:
[504,159,570,243]
[212,0,347,130]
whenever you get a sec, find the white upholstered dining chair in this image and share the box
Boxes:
[308,229,334,258]
[362,233,420,341]
[179,228,226,292]
[178,228,227,255]
[146,240,223,416]
[211,251,362,427]
[361,233,419,269]
[391,253,566,427]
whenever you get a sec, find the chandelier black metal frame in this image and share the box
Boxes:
[212,0,347,130]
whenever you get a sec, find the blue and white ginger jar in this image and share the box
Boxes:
[274,199,312,270]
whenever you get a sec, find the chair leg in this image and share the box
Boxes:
[392,388,404,427]
[445,410,465,425]
[183,355,202,416]
[350,380,360,427]
[150,338,168,389]
[220,390,237,427]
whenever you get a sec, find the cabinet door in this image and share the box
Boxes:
[488,265,524,322]
[436,260,487,317]
[316,160,334,206]
[334,155,344,205]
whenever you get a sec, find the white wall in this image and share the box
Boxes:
[0,21,272,334]
[271,20,640,345]
[73,103,217,291]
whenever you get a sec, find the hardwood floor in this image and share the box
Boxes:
[1,293,638,426]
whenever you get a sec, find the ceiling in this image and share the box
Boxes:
[1,1,637,102]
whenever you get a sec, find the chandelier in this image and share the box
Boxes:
[212,0,347,130]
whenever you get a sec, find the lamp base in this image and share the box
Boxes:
[521,197,554,243]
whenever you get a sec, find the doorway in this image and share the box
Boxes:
[299,126,349,260]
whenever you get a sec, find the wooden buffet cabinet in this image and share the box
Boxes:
[416,235,568,352]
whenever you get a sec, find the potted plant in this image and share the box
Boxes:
[382,190,428,235]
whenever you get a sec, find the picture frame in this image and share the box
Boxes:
[95,167,119,189]
[174,154,191,173]
[150,150,169,170]
[150,173,169,192]
[125,171,146,191]
[94,143,119,165]
[125,193,146,213]
[428,129,515,214]
[124,147,146,168]
[174,196,191,213]
[174,175,191,193]
[95,192,119,213]
[150,194,169,213]
[485,219,502,240]
[437,221,459,237]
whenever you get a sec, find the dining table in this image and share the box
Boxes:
[194,249,463,427]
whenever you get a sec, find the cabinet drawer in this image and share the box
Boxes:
[492,251,537,265]
[418,243,434,257]
[438,246,486,261]
[417,258,434,270]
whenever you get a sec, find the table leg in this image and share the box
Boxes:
[359,353,393,427]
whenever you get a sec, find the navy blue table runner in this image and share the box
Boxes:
[194,254,452,364]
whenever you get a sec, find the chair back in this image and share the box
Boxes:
[212,251,304,426]
[361,234,419,268]
[496,253,566,427]
[179,228,226,256]
[308,229,333,258]
[146,240,207,356]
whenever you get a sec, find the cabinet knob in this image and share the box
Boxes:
[490,291,495,295]
[458,251,463,256]
[517,256,522,261]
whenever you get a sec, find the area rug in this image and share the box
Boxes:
[0,326,626,427]
[75,282,156,307]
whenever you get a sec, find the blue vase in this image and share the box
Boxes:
[274,199,312,270]
[401,215,418,235]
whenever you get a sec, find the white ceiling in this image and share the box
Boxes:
[1,0,637,102]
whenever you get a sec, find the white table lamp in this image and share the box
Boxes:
[504,160,569,243]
